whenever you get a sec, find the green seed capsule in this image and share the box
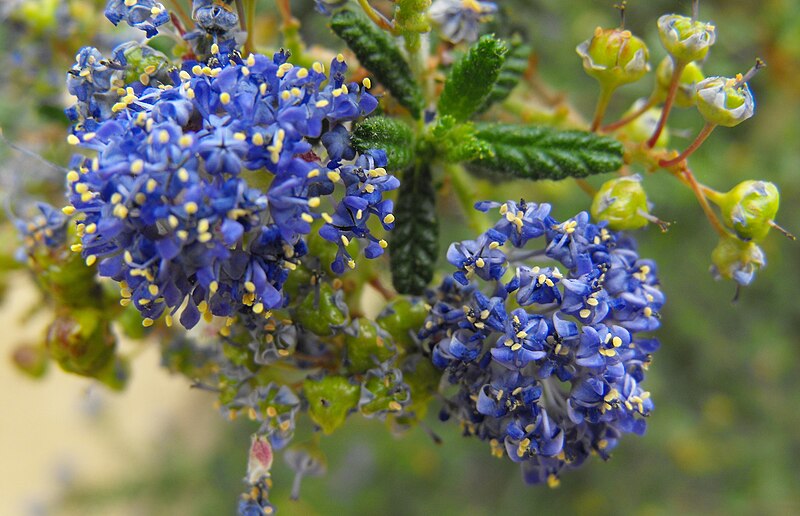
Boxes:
[655,57,704,107]
[376,297,429,352]
[717,180,779,241]
[576,27,650,88]
[710,234,765,286]
[695,76,755,127]
[303,376,360,435]
[591,176,650,231]
[657,14,716,64]
[295,283,349,336]
[345,318,398,374]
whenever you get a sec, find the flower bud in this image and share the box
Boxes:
[591,176,650,230]
[246,434,273,484]
[657,14,716,63]
[710,234,765,286]
[576,27,650,88]
[695,76,755,127]
[655,57,704,107]
[717,180,779,241]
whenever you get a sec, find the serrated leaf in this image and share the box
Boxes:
[477,34,531,113]
[438,35,508,122]
[466,123,624,180]
[330,8,424,118]
[390,163,438,295]
[351,116,415,170]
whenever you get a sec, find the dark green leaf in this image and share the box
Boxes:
[330,8,424,118]
[351,116,415,170]
[390,163,438,295]
[466,123,624,180]
[477,34,532,113]
[438,35,508,122]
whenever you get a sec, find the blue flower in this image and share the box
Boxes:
[104,0,170,37]
[422,200,664,485]
[65,46,395,329]
[429,0,499,44]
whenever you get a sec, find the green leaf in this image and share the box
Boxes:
[477,34,532,113]
[390,163,438,295]
[330,8,424,118]
[466,123,624,180]
[427,116,492,162]
[438,35,508,122]
[351,116,415,170]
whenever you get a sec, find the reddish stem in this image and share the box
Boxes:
[659,122,716,168]
[647,60,686,148]
[600,96,656,133]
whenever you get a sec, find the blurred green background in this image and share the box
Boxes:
[1,1,799,514]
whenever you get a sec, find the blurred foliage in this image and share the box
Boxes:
[2,0,799,514]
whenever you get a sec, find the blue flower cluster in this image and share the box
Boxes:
[422,200,664,485]
[65,46,397,329]
[104,0,170,37]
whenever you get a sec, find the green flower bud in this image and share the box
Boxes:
[295,283,349,336]
[657,14,716,63]
[376,297,429,351]
[695,76,755,127]
[717,180,779,241]
[591,175,650,230]
[576,27,650,88]
[303,375,360,435]
[345,318,398,374]
[655,57,704,107]
[710,234,765,286]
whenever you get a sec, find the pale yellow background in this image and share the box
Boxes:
[0,274,220,516]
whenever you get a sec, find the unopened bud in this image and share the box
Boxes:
[576,27,650,89]
[717,180,779,241]
[591,176,650,230]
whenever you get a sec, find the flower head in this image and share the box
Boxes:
[423,201,664,484]
[65,47,395,329]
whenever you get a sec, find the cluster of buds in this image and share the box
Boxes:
[577,1,791,289]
